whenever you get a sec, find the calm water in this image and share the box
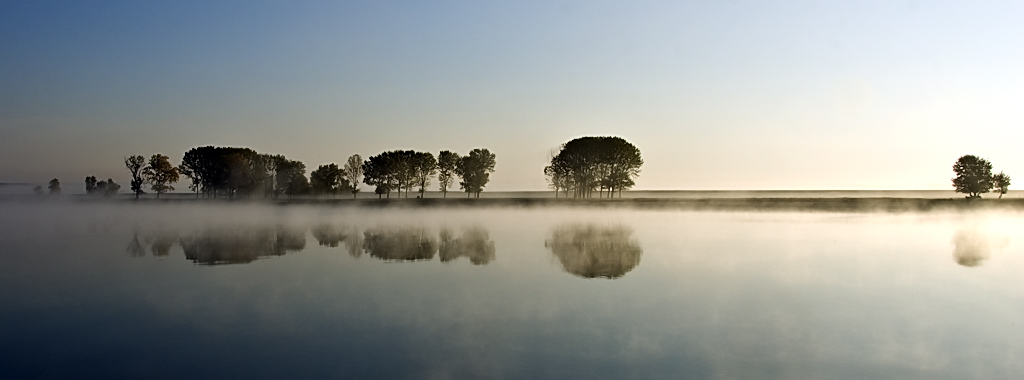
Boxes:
[1,202,1022,379]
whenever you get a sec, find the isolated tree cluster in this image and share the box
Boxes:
[545,136,643,198]
[952,154,1011,198]
[84,176,121,197]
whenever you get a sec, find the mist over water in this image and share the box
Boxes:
[1,202,1023,379]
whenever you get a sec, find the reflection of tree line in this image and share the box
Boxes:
[128,224,497,266]
[127,222,648,278]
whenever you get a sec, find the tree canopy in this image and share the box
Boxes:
[952,155,994,198]
[457,149,496,198]
[143,154,179,198]
[545,136,642,198]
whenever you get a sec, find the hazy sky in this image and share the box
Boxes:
[2,1,1022,190]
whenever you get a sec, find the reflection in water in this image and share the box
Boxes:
[126,232,146,257]
[545,224,642,279]
[179,226,306,265]
[131,223,496,266]
[148,234,178,257]
[952,228,1008,267]
[439,227,496,265]
[311,224,363,257]
[362,227,438,261]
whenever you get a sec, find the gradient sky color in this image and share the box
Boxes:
[2,1,1023,191]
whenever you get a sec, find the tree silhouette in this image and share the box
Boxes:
[456,149,496,198]
[143,154,180,198]
[437,151,460,198]
[412,152,437,198]
[310,163,346,197]
[343,154,363,199]
[952,155,993,198]
[276,159,310,197]
[47,178,61,195]
[992,171,1011,199]
[125,155,145,199]
[547,136,642,199]
[362,153,395,198]
[85,176,98,195]
[98,178,121,197]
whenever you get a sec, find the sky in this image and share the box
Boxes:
[2,0,1023,191]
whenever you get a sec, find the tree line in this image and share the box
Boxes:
[120,146,497,199]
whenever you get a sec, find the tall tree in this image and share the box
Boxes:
[48,178,61,195]
[456,149,496,198]
[412,152,437,198]
[343,154,363,199]
[952,155,994,198]
[125,155,145,199]
[992,171,1011,199]
[143,154,180,198]
[437,151,459,198]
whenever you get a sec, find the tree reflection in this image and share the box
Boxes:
[545,224,642,279]
[362,227,437,261]
[148,234,179,257]
[311,224,363,257]
[439,227,496,265]
[952,228,1004,267]
[126,232,147,257]
[178,226,306,265]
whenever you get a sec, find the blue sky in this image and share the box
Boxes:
[2,1,1023,190]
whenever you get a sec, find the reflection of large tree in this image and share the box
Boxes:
[545,224,642,279]
[178,226,306,265]
[311,224,363,257]
[952,228,995,267]
[439,227,495,265]
[362,227,437,261]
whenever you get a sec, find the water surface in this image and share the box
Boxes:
[1,202,1022,379]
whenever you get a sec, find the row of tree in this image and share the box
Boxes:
[544,136,643,198]
[362,149,496,198]
[122,146,497,199]
[952,155,1011,198]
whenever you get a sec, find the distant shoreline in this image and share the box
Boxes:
[6,195,1024,213]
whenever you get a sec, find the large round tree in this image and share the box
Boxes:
[952,155,993,198]
[545,136,642,198]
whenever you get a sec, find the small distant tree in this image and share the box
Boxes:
[85,176,98,195]
[437,151,459,198]
[48,178,61,195]
[952,155,993,198]
[992,171,1011,199]
[343,154,363,199]
[33,185,44,196]
[143,154,180,199]
[98,178,121,197]
[125,155,146,199]
[456,149,496,198]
